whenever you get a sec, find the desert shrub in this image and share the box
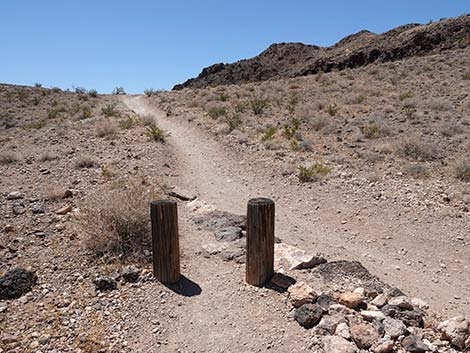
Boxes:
[0,151,19,165]
[1,114,16,129]
[39,151,59,162]
[74,87,87,94]
[76,154,97,168]
[440,122,463,137]
[234,101,247,113]
[309,116,329,131]
[406,164,429,178]
[327,103,338,116]
[261,126,277,142]
[463,72,470,80]
[88,89,98,97]
[146,125,165,142]
[139,114,155,126]
[218,92,229,102]
[346,94,366,104]
[80,105,92,119]
[282,118,300,139]
[32,96,41,105]
[286,93,299,114]
[403,106,416,120]
[396,137,439,161]
[360,124,380,139]
[51,87,62,93]
[250,96,269,115]
[207,106,227,119]
[225,113,242,132]
[47,105,67,119]
[101,103,118,117]
[119,116,138,129]
[298,162,332,182]
[144,88,157,97]
[112,87,126,95]
[24,120,47,129]
[95,119,118,138]
[34,82,42,88]
[399,91,413,101]
[428,98,453,111]
[290,139,312,152]
[455,159,470,182]
[79,182,159,259]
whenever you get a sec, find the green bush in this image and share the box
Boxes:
[88,89,98,97]
[207,106,227,119]
[282,118,300,139]
[250,97,269,115]
[101,103,118,117]
[226,114,242,131]
[298,163,332,182]
[112,87,126,95]
[360,124,380,139]
[261,126,277,142]
[146,125,165,142]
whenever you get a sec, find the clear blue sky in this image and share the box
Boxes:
[1,0,468,93]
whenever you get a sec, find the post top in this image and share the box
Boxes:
[150,200,177,206]
[248,197,274,205]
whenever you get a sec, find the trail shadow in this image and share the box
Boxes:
[165,275,202,297]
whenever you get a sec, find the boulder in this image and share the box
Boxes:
[0,268,37,299]
[338,291,363,309]
[274,243,326,271]
[214,226,243,241]
[437,316,469,350]
[93,276,117,291]
[288,281,318,307]
[323,336,358,353]
[401,335,428,353]
[383,317,407,339]
[294,303,323,329]
[350,321,381,349]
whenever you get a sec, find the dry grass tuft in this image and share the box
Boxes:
[396,137,439,161]
[79,182,160,259]
[76,154,98,169]
[95,119,118,138]
[0,150,19,165]
[454,159,470,182]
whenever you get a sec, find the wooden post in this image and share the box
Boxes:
[150,200,180,284]
[246,198,275,286]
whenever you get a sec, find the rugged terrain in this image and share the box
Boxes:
[174,15,470,89]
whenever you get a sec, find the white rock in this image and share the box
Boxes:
[274,243,326,271]
[335,322,351,340]
[323,335,358,353]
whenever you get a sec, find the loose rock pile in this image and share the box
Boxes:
[280,280,469,352]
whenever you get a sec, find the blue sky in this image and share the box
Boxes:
[0,1,468,93]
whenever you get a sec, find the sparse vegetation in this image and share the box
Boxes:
[79,181,160,259]
[95,119,118,138]
[298,162,332,182]
[207,106,227,119]
[261,126,277,142]
[0,150,19,165]
[282,118,300,139]
[112,87,126,95]
[76,154,98,168]
[88,89,98,97]
[455,159,470,182]
[146,125,165,142]
[360,124,380,139]
[144,88,158,97]
[225,113,242,131]
[249,96,269,115]
[396,137,439,161]
[327,103,338,116]
[101,102,118,117]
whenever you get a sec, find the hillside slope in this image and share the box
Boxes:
[174,15,470,89]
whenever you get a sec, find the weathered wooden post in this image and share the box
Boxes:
[150,200,180,284]
[246,198,275,286]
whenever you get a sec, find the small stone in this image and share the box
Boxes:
[2,334,18,344]
[30,340,40,349]
[315,314,344,335]
[335,322,351,340]
[0,268,37,299]
[317,293,337,311]
[372,339,395,353]
[402,335,428,353]
[168,187,196,201]
[323,335,358,353]
[63,189,73,198]
[31,203,45,214]
[350,321,380,349]
[388,296,414,310]
[338,292,363,309]
[122,265,140,283]
[39,334,51,345]
[294,303,323,329]
[329,304,354,316]
[6,191,23,200]
[437,316,469,350]
[383,317,407,339]
[371,293,388,307]
[55,205,72,215]
[93,276,117,291]
[288,281,318,307]
[411,298,429,310]
[386,287,406,298]
[361,310,386,321]
[270,273,296,289]
[214,226,243,242]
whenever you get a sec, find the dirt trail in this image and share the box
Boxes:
[123,96,469,322]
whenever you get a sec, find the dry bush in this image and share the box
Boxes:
[454,159,470,182]
[43,185,66,200]
[427,98,453,111]
[139,114,156,126]
[76,154,98,168]
[95,119,118,138]
[440,122,463,137]
[0,150,19,165]
[39,151,59,162]
[406,164,429,178]
[79,182,160,259]
[396,137,439,161]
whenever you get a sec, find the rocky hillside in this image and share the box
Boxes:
[174,15,470,90]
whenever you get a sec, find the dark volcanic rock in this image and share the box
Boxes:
[214,226,243,241]
[93,276,117,291]
[174,15,470,89]
[401,335,429,353]
[0,268,37,299]
[294,303,324,329]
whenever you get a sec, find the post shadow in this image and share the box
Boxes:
[164,275,202,297]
